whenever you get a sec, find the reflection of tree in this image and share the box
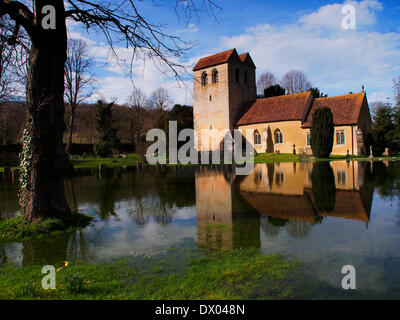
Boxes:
[97,169,119,220]
[285,220,312,239]
[260,217,281,238]
[131,196,149,227]
[311,162,336,212]
[22,233,71,266]
[67,230,88,261]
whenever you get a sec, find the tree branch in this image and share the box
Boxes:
[0,0,34,36]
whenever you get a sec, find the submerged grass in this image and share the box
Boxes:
[0,248,299,300]
[0,213,93,243]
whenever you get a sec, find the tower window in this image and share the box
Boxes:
[235,69,240,83]
[201,72,208,86]
[212,69,219,83]
[209,95,212,101]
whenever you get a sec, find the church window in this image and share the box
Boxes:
[337,170,346,185]
[209,95,212,101]
[336,130,345,145]
[274,129,283,144]
[212,69,219,83]
[201,72,208,86]
[254,130,261,145]
[275,172,284,185]
[306,133,311,146]
[235,69,240,83]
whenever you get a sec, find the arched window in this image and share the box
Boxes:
[201,72,208,86]
[212,69,219,83]
[254,130,261,145]
[235,69,240,83]
[336,130,345,145]
[274,129,283,144]
[244,71,248,85]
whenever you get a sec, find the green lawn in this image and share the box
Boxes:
[69,153,142,169]
[0,248,299,300]
[1,152,400,173]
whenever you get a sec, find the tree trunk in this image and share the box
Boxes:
[21,1,71,223]
[66,104,76,157]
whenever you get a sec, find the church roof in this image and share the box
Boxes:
[236,91,367,127]
[301,93,366,128]
[193,49,236,71]
[236,91,313,125]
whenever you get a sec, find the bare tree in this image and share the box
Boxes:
[148,87,171,111]
[0,16,28,146]
[0,0,220,223]
[128,88,147,152]
[128,87,146,108]
[0,17,17,105]
[280,70,312,95]
[65,38,95,157]
[256,71,276,95]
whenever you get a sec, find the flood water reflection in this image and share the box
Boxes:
[1,160,400,296]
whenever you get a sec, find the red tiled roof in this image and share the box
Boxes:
[236,91,312,125]
[193,49,236,71]
[302,93,365,127]
[239,53,249,62]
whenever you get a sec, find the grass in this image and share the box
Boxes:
[69,153,142,169]
[0,248,300,300]
[2,152,400,173]
[0,213,93,243]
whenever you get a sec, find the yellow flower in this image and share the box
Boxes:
[64,261,69,267]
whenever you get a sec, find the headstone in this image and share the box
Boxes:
[383,148,389,156]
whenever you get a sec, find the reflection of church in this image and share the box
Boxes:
[195,161,373,250]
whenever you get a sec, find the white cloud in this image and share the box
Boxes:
[300,0,383,30]
[67,0,398,106]
[217,1,399,102]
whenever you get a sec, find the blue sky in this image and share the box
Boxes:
[68,0,400,105]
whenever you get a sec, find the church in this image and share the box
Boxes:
[193,48,372,156]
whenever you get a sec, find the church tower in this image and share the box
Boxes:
[193,49,256,151]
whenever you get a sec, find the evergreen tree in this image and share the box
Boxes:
[310,107,334,158]
[263,85,285,98]
[309,87,328,98]
[371,103,394,155]
[94,100,120,157]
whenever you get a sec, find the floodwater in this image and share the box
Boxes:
[1,160,400,299]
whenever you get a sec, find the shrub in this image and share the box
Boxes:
[66,272,84,293]
[310,107,334,158]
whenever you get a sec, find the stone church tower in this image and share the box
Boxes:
[193,49,257,151]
